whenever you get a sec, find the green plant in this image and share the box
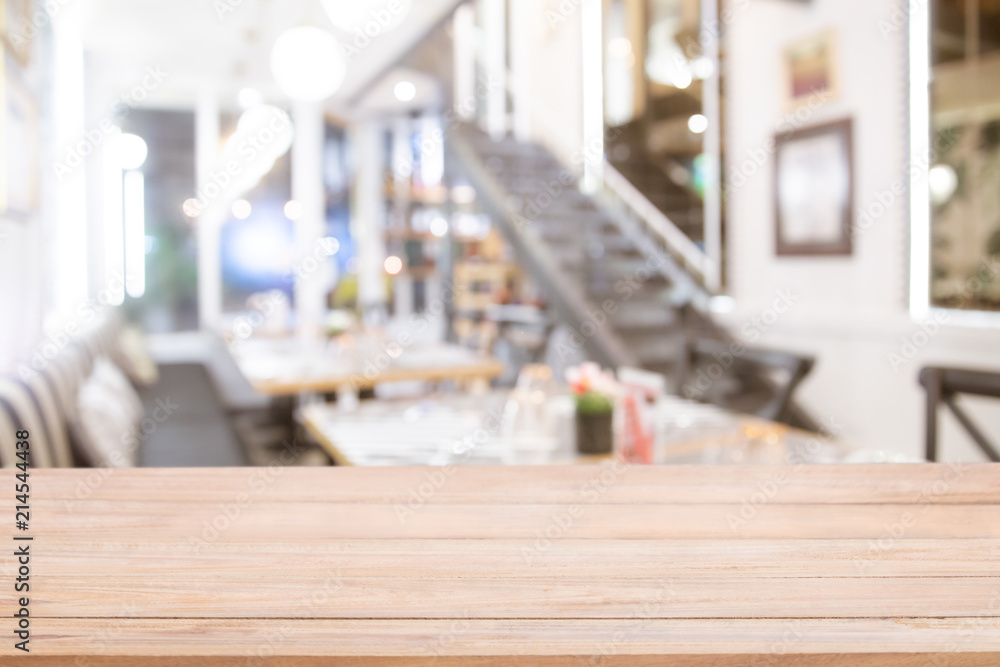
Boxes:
[575,390,614,415]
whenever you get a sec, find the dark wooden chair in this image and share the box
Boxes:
[919,366,1000,462]
[682,338,815,425]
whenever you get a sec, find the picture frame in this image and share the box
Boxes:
[0,49,39,219]
[774,118,853,256]
[784,29,839,109]
[0,0,32,67]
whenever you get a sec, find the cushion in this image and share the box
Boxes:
[117,326,159,386]
[92,358,144,424]
[70,358,141,467]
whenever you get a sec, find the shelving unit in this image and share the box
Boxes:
[381,119,530,344]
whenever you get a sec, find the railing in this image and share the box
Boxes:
[446,125,641,371]
[600,164,716,294]
[455,0,721,294]
[508,69,716,302]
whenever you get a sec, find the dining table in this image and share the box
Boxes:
[299,389,864,467]
[229,336,505,397]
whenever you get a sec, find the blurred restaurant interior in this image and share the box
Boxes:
[1,0,1000,469]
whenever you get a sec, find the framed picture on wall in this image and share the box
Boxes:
[1,50,39,219]
[774,118,853,256]
[784,29,839,108]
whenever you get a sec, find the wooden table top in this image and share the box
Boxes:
[3,464,999,664]
[231,339,504,396]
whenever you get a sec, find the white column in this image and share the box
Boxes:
[195,89,221,331]
[419,115,444,188]
[508,0,531,142]
[908,0,931,316]
[391,118,413,194]
[701,0,722,293]
[483,0,507,139]
[292,101,327,341]
[52,7,88,317]
[352,121,387,316]
[391,118,412,320]
[102,135,125,306]
[453,3,476,122]
[581,0,604,192]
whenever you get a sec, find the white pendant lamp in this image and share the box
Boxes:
[321,0,412,34]
[270,26,347,102]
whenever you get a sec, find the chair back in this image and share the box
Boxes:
[919,366,1000,462]
[683,338,815,424]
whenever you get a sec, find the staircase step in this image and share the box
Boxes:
[497,175,580,193]
[565,257,671,280]
[454,122,696,392]
[619,329,687,365]
[586,280,674,308]
[537,221,619,239]
[508,193,597,213]
[610,301,679,330]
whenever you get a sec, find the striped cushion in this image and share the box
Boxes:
[0,378,54,468]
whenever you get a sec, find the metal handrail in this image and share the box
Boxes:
[504,70,715,295]
[447,126,640,370]
[601,164,715,292]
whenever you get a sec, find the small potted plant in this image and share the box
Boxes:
[567,363,617,455]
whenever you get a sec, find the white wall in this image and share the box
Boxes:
[523,0,585,160]
[0,219,46,372]
[0,26,48,372]
[723,0,1000,461]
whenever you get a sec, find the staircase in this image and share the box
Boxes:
[448,123,713,385]
[606,117,706,245]
[449,123,820,432]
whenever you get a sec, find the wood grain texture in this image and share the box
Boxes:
[17,499,1000,539]
[1,465,998,664]
[15,538,1000,578]
[17,576,1000,619]
[24,462,995,504]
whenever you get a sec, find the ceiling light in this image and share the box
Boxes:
[608,37,632,58]
[117,133,148,170]
[182,198,201,218]
[270,27,347,102]
[284,200,303,220]
[687,114,709,134]
[394,81,416,102]
[232,199,252,219]
[928,164,958,205]
[384,255,403,275]
[429,216,449,237]
[238,87,263,109]
[690,56,714,79]
[321,0,413,34]
[320,237,340,256]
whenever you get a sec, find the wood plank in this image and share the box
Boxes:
[13,538,1000,579]
[7,618,1000,659]
[13,500,1000,540]
[3,465,999,663]
[10,655,1000,667]
[19,464,997,505]
[15,576,1000,619]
